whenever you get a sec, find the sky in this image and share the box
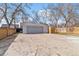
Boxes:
[0,3,50,25]
[28,3,61,13]
[26,3,49,16]
[0,3,49,26]
[0,3,79,27]
[30,3,48,11]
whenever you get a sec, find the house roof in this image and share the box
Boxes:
[20,22,49,28]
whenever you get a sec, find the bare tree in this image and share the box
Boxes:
[47,4,79,28]
[0,3,30,28]
[0,6,4,22]
[56,4,78,28]
[31,11,40,23]
[47,4,61,27]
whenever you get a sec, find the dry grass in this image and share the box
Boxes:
[54,32,79,37]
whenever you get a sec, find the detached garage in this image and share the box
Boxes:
[21,23,48,34]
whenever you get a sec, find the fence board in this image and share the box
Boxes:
[49,27,79,34]
[0,27,16,39]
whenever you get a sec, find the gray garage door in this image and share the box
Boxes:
[27,26,43,34]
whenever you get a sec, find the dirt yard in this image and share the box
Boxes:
[1,33,79,56]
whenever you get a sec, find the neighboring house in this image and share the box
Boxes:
[21,22,48,34]
[1,24,19,28]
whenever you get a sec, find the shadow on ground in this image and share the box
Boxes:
[0,34,18,56]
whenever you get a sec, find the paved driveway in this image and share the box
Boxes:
[0,34,18,56]
[1,34,79,56]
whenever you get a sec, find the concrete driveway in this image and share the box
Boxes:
[0,34,18,56]
[1,33,79,56]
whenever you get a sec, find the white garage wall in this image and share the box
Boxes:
[22,23,48,34]
[23,24,27,33]
[43,26,48,33]
[27,26,43,34]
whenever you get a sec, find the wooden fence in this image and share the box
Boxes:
[0,27,16,40]
[49,27,79,34]
[49,27,56,34]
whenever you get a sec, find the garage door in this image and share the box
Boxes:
[27,26,43,34]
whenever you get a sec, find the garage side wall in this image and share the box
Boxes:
[23,24,27,34]
[43,26,48,33]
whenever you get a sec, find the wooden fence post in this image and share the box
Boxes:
[49,26,51,34]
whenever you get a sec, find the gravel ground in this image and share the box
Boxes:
[1,33,79,56]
